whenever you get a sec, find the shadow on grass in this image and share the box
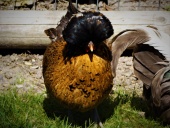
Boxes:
[130,92,170,127]
[42,92,130,127]
[130,93,149,114]
[43,90,170,127]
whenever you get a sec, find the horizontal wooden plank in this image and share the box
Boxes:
[0,25,56,37]
[0,37,50,49]
[0,11,170,25]
[0,11,66,25]
[103,11,170,25]
[113,25,170,35]
[0,24,169,38]
[0,11,169,49]
[0,24,169,49]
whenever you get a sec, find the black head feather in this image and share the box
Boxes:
[62,11,114,52]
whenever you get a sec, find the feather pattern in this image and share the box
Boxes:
[132,38,170,124]
[111,26,170,77]
[111,28,149,77]
[43,39,113,112]
[111,26,170,124]
[142,26,170,61]
[133,44,166,87]
[151,64,170,106]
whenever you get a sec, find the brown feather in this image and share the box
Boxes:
[111,29,149,77]
[44,0,79,41]
[133,44,165,87]
[111,26,170,124]
[160,108,170,124]
[151,67,169,106]
[43,38,113,112]
[133,40,170,124]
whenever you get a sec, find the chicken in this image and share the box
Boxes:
[43,0,114,127]
[110,26,170,124]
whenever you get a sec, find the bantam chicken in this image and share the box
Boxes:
[43,0,114,127]
[110,26,170,124]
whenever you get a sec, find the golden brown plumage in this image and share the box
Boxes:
[43,1,113,127]
[43,38,113,112]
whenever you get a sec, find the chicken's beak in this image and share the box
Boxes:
[88,41,94,52]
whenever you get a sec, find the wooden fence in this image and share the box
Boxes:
[0,11,170,49]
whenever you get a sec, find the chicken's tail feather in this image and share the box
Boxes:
[133,44,170,124]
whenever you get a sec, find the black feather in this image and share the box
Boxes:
[62,11,113,51]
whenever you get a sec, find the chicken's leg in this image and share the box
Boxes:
[92,108,104,128]
[68,109,74,124]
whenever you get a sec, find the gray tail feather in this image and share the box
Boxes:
[133,44,170,124]
[133,44,165,88]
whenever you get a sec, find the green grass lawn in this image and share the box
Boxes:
[0,88,169,128]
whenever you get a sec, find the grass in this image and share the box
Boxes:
[164,5,170,11]
[0,88,169,128]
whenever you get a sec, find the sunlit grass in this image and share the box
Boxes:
[0,88,169,128]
